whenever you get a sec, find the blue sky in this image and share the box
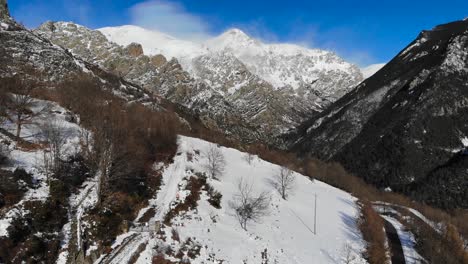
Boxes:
[9,0,468,66]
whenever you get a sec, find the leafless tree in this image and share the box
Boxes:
[205,144,226,179]
[9,92,35,139]
[273,166,296,200]
[342,243,356,264]
[0,141,9,165]
[243,152,255,165]
[0,72,50,142]
[0,83,7,126]
[230,177,270,231]
[39,119,68,180]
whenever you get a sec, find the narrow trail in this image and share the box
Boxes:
[383,219,406,264]
[97,233,140,264]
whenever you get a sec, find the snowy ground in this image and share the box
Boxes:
[0,99,82,238]
[103,136,367,264]
[374,201,442,233]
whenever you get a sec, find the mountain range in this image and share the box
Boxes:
[36,22,371,145]
[0,2,467,263]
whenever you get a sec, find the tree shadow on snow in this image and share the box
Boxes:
[339,211,362,242]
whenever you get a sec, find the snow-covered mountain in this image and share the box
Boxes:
[100,25,363,103]
[35,22,363,146]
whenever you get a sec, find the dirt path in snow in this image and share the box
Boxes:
[384,219,406,264]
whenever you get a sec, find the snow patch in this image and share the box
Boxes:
[361,63,386,79]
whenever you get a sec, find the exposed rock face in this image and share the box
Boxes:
[0,17,152,105]
[124,42,143,57]
[289,19,468,209]
[150,54,167,67]
[0,0,9,19]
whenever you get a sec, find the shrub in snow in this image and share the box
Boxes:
[230,177,270,231]
[56,154,90,189]
[206,184,223,209]
[0,142,9,165]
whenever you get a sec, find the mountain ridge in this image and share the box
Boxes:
[289,18,468,209]
[36,21,364,146]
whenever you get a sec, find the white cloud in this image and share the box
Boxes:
[129,0,211,41]
[127,1,380,66]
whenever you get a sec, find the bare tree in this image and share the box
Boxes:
[273,166,296,200]
[9,92,35,139]
[0,81,8,126]
[205,144,226,179]
[39,119,68,180]
[243,152,255,165]
[0,142,9,165]
[230,177,270,231]
[342,243,356,264]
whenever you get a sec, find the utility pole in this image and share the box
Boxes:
[314,193,317,235]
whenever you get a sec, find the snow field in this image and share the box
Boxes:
[133,136,367,264]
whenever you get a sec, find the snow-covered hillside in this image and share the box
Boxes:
[0,99,83,237]
[102,136,367,264]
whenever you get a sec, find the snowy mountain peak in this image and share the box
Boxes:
[205,28,261,53]
[223,28,249,38]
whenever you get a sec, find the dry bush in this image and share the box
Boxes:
[444,224,468,263]
[0,142,9,165]
[152,255,177,264]
[171,228,180,242]
[359,201,388,264]
[164,176,205,225]
[53,74,180,204]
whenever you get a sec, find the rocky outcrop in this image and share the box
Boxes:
[0,17,153,105]
[150,54,167,67]
[289,19,468,209]
[0,0,9,19]
[124,42,143,57]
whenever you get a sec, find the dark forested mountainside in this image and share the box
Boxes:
[290,19,468,209]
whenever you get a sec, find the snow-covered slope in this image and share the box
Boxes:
[0,99,83,238]
[361,63,386,79]
[103,136,367,263]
